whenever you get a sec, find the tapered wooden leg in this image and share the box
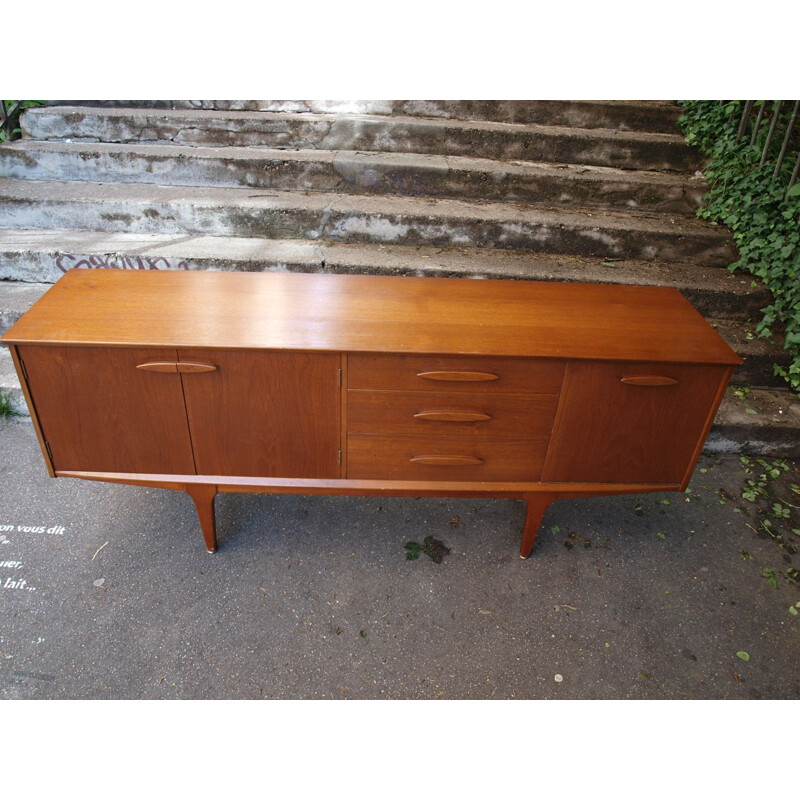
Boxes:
[186,484,218,553]
[520,493,556,559]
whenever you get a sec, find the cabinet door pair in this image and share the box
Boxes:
[18,346,341,478]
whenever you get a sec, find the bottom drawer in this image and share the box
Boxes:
[347,434,548,482]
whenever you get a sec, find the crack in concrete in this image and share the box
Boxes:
[124,234,204,256]
[312,242,327,267]
[314,206,335,241]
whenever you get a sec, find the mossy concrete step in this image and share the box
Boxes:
[705,386,800,457]
[22,108,698,172]
[0,230,761,318]
[0,180,735,265]
[0,281,51,336]
[0,347,25,415]
[709,319,788,388]
[1,141,706,215]
[394,100,684,133]
[39,100,684,133]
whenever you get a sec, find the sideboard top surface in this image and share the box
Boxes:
[2,269,741,365]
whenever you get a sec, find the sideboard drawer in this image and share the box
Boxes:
[347,389,559,437]
[348,354,565,394]
[347,434,548,481]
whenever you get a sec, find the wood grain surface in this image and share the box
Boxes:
[348,354,566,393]
[347,389,559,437]
[178,348,341,478]
[543,360,729,484]
[2,269,742,366]
[347,433,549,481]
[16,345,196,474]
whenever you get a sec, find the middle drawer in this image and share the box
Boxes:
[347,389,560,437]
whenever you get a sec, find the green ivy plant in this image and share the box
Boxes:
[678,101,800,394]
[1,101,45,143]
[404,535,450,563]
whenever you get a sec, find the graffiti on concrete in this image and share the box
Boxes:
[55,254,190,273]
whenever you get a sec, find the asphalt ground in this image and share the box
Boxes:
[2,415,799,703]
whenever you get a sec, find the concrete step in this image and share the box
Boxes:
[0,229,763,318]
[706,386,800,458]
[0,347,25,415]
[394,101,684,133]
[21,108,699,172]
[0,280,50,336]
[0,180,735,265]
[708,318,788,388]
[39,100,684,132]
[1,141,706,216]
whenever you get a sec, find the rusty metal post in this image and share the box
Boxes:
[787,152,800,198]
[773,100,800,180]
[750,101,767,145]
[737,101,754,140]
[761,101,784,167]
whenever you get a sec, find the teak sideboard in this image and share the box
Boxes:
[2,269,741,557]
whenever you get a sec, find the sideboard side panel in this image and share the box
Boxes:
[8,344,55,477]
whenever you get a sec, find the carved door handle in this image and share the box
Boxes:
[413,410,493,422]
[137,361,218,373]
[620,376,678,386]
[136,361,180,373]
[176,362,218,373]
[417,370,499,382]
[410,455,485,466]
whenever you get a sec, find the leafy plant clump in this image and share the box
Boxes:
[0,390,21,418]
[404,535,450,563]
[738,455,800,591]
[678,101,800,394]
[1,101,45,143]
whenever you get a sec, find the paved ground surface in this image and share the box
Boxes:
[1,416,799,700]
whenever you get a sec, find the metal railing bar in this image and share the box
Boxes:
[738,100,755,140]
[750,101,767,145]
[773,100,800,180]
[788,151,800,196]
[761,100,784,166]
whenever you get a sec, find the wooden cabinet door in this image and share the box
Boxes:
[544,361,729,485]
[179,349,341,478]
[17,345,196,474]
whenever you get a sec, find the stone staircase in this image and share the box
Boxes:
[1,100,798,455]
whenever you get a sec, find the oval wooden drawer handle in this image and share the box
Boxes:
[621,376,678,386]
[137,361,179,373]
[176,362,218,373]
[410,455,485,466]
[136,361,218,373]
[414,409,493,422]
[417,370,499,382]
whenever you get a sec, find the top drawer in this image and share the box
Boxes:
[348,354,565,394]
